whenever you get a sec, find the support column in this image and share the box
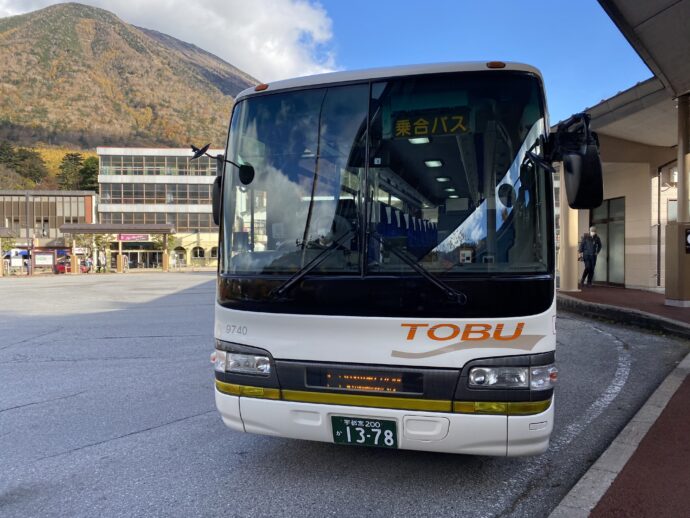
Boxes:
[91,236,97,274]
[117,240,123,273]
[558,166,580,292]
[71,239,79,274]
[665,93,690,306]
[162,234,169,272]
[678,94,689,224]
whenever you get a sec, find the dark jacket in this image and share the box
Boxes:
[579,233,602,256]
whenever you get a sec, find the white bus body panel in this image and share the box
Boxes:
[214,302,556,455]
[214,301,556,368]
[215,390,554,456]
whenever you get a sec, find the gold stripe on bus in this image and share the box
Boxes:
[281,390,452,412]
[215,380,281,400]
[216,380,552,415]
[507,399,552,415]
[453,398,552,415]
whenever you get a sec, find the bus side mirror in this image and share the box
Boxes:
[238,164,255,185]
[215,152,255,185]
[562,143,603,209]
[551,113,603,209]
[212,175,222,225]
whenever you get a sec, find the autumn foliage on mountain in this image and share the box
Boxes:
[0,2,257,150]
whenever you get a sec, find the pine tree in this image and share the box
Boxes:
[14,148,49,184]
[0,142,17,168]
[78,156,99,191]
[57,153,84,190]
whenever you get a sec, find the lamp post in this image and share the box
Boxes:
[162,234,169,272]
[28,237,34,276]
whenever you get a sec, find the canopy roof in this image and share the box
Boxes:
[586,78,677,147]
[599,0,690,97]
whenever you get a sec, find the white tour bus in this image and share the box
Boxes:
[200,62,602,456]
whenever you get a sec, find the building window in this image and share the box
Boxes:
[192,246,205,258]
[210,247,218,258]
[668,199,677,222]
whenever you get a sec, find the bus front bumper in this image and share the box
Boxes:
[215,389,554,456]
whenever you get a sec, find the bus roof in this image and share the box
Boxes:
[235,61,544,101]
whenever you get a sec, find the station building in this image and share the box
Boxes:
[97,147,222,266]
[559,0,690,306]
[0,190,97,249]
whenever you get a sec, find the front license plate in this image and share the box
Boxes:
[331,416,398,449]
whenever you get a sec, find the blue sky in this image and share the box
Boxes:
[318,0,652,123]
[2,0,653,123]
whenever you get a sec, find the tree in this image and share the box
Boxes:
[78,156,99,191]
[1,235,16,255]
[93,233,115,253]
[12,148,48,184]
[0,142,17,169]
[151,234,179,252]
[57,152,84,190]
[71,233,91,252]
[0,164,33,189]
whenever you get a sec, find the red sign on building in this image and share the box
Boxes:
[118,234,150,242]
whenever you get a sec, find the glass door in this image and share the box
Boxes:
[590,197,625,285]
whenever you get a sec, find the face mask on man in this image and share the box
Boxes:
[590,231,596,237]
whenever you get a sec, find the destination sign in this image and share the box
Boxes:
[393,109,470,139]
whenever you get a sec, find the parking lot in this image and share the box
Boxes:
[1,273,688,517]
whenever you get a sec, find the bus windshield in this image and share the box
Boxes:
[221,72,551,277]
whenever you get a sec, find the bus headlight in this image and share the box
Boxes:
[468,364,558,390]
[212,350,271,375]
[530,364,558,390]
[226,353,272,376]
[211,350,227,373]
[469,367,528,388]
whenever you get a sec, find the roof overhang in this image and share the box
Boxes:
[59,224,176,235]
[599,0,690,97]
[585,77,677,147]
[96,148,223,157]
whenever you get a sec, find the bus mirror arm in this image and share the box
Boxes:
[525,149,555,174]
[190,144,255,185]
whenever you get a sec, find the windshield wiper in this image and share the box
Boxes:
[370,233,467,305]
[270,230,356,299]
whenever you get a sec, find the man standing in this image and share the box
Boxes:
[579,225,602,287]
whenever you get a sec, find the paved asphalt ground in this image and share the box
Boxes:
[1,273,688,518]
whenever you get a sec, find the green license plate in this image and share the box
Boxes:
[331,416,398,449]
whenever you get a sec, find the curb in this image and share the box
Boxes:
[557,293,690,341]
[548,352,690,517]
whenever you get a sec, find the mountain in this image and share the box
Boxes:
[0,2,258,149]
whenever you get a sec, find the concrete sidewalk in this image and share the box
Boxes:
[551,285,690,517]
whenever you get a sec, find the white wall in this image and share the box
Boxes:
[581,162,655,289]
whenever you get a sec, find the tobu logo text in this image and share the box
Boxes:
[401,322,525,342]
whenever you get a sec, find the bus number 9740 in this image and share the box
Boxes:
[225,324,248,336]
